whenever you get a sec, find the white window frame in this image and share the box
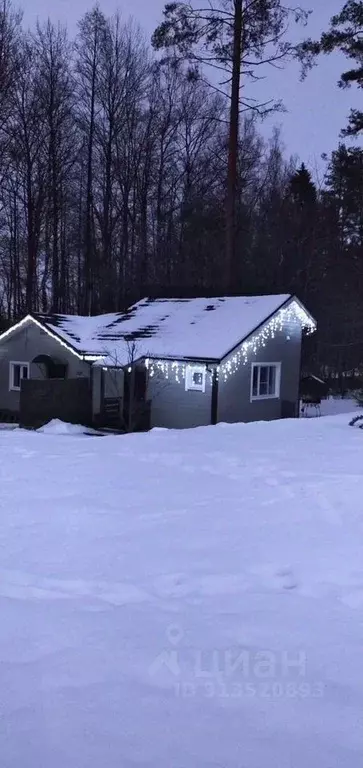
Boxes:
[9,361,30,391]
[185,364,206,393]
[250,362,281,402]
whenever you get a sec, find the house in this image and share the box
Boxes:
[0,294,316,430]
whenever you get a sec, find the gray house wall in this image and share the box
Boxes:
[217,317,302,424]
[146,367,213,429]
[0,320,90,415]
[145,315,302,430]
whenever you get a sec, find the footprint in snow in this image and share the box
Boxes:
[275,567,298,590]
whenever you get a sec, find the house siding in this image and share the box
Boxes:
[0,320,90,415]
[217,317,302,424]
[146,366,213,429]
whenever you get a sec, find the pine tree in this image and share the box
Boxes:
[153,0,308,292]
[298,0,363,136]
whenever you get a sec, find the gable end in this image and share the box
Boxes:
[0,315,84,360]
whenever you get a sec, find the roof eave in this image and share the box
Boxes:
[0,313,90,361]
[217,294,292,364]
[30,313,90,359]
[218,294,316,364]
[289,295,317,328]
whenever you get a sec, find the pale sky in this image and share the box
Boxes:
[24,0,361,178]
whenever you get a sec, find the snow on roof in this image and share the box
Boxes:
[34,294,300,365]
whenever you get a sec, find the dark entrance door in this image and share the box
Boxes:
[101,368,124,429]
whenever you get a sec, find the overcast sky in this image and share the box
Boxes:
[24,0,361,178]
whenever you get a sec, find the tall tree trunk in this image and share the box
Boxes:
[226,0,242,293]
[26,173,35,312]
[84,48,96,315]
[51,134,60,311]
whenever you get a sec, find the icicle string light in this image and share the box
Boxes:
[145,301,316,383]
[145,358,186,383]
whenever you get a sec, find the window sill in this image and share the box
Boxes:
[251,394,280,402]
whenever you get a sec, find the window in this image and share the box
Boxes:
[9,362,29,391]
[251,363,281,401]
[185,365,206,392]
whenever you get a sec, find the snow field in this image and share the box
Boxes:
[0,413,363,767]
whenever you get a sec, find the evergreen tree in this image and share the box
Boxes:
[298,0,363,136]
[315,145,363,374]
[152,0,308,292]
[290,163,317,207]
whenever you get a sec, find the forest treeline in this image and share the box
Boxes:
[0,1,362,374]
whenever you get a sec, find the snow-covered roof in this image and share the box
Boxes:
[2,294,315,366]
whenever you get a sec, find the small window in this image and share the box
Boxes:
[251,363,281,401]
[9,362,29,391]
[185,365,206,392]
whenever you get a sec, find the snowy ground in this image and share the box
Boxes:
[1,414,363,767]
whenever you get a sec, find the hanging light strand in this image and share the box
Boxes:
[145,301,316,383]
